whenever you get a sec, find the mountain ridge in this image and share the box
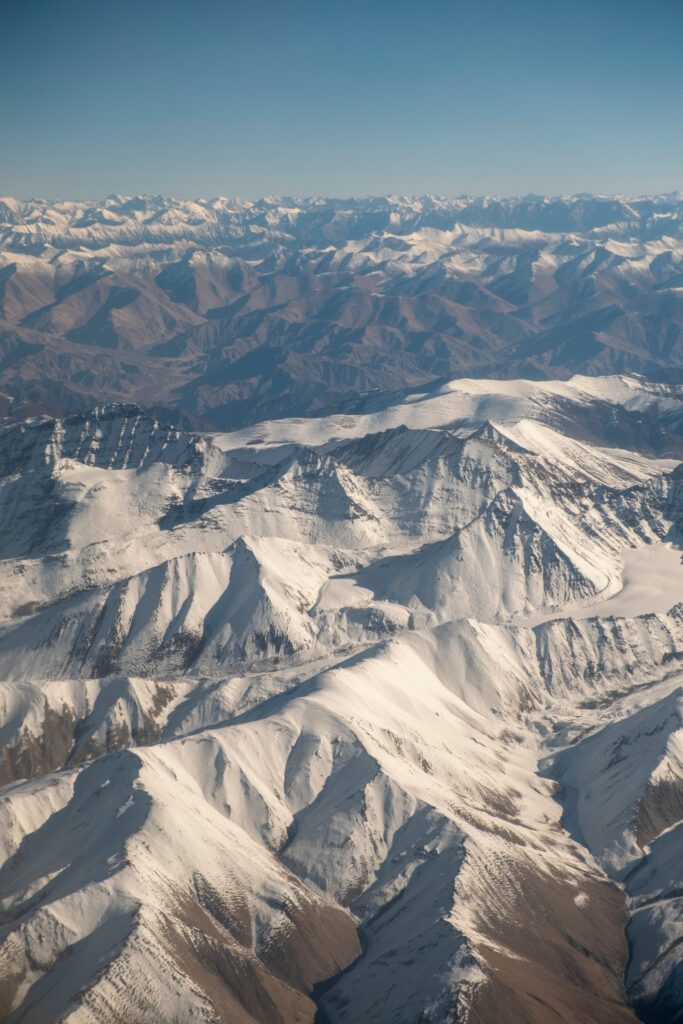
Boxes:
[0,376,682,1021]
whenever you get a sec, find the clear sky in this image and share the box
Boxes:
[1,0,681,200]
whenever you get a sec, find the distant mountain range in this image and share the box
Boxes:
[0,193,682,427]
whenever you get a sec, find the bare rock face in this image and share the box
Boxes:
[0,376,683,1022]
[466,868,639,1024]
[1,194,683,431]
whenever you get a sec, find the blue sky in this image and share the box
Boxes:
[1,0,681,199]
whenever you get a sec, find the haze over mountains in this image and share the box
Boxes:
[1,193,682,427]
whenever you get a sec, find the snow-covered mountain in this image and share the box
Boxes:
[0,373,682,1022]
[1,194,683,428]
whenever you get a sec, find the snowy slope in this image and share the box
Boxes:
[0,376,682,1022]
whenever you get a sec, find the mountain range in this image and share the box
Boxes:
[0,374,682,1022]
[1,194,682,427]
